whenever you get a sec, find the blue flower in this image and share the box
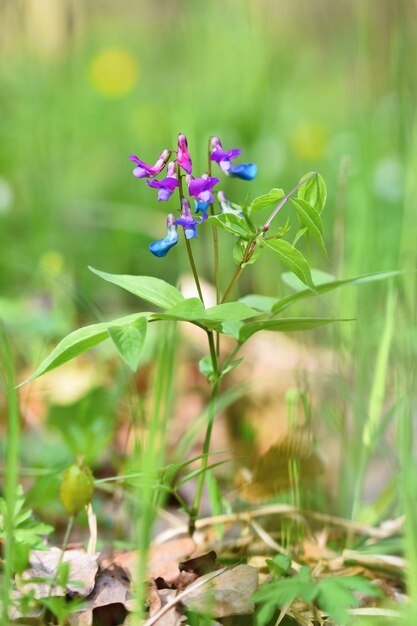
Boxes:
[149,213,178,257]
[228,163,257,181]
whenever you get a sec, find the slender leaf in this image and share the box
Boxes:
[264,239,314,290]
[298,172,327,214]
[208,213,254,238]
[239,294,278,312]
[89,267,184,309]
[239,317,349,343]
[291,198,327,256]
[108,316,148,371]
[249,188,284,214]
[156,300,258,327]
[19,313,149,385]
[272,270,401,313]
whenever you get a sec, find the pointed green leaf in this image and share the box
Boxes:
[221,321,243,340]
[155,298,205,321]
[239,294,277,312]
[239,317,349,343]
[108,317,147,371]
[89,267,184,309]
[264,239,315,290]
[291,198,327,256]
[298,172,327,213]
[282,269,335,292]
[272,270,402,314]
[207,213,254,238]
[19,313,150,385]
[249,188,285,214]
[204,302,258,322]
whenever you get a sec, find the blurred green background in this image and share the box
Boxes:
[0,0,416,517]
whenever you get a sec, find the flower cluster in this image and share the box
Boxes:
[130,133,257,257]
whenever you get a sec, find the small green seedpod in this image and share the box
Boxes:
[60,463,94,516]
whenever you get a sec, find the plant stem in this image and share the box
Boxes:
[184,236,205,304]
[220,172,318,303]
[189,378,220,534]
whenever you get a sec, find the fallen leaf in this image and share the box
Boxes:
[19,548,99,598]
[101,538,196,587]
[179,551,217,576]
[237,431,324,501]
[182,564,258,617]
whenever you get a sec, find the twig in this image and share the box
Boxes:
[143,565,234,626]
[153,505,401,545]
[249,520,301,572]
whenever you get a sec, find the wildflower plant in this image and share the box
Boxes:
[22,132,394,533]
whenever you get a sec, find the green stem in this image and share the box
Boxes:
[189,378,220,534]
[184,233,205,304]
[221,239,253,303]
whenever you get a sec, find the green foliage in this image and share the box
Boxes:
[253,565,379,626]
[20,312,149,384]
[291,197,327,256]
[0,486,53,574]
[248,188,285,214]
[89,267,185,309]
[263,239,315,290]
[265,553,292,576]
[238,317,346,343]
[108,315,147,371]
[208,213,255,238]
[47,388,116,464]
[297,172,327,214]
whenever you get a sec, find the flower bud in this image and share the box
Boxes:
[60,464,94,516]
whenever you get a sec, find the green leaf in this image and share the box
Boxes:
[199,355,214,380]
[208,213,255,238]
[155,298,205,321]
[89,267,184,309]
[282,269,335,292]
[239,317,348,343]
[19,313,149,385]
[273,270,402,314]
[266,553,292,576]
[291,198,327,256]
[233,238,261,266]
[108,316,147,371]
[221,321,243,340]
[298,172,327,213]
[249,188,285,214]
[204,302,259,322]
[239,294,277,312]
[156,300,258,328]
[264,239,314,290]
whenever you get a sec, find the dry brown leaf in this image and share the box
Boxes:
[181,564,258,617]
[99,538,196,588]
[19,548,99,598]
[237,430,324,502]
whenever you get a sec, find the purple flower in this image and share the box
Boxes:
[210,136,242,173]
[149,213,178,257]
[130,149,170,179]
[177,133,192,174]
[229,163,257,181]
[188,174,220,210]
[174,198,200,239]
[146,162,179,201]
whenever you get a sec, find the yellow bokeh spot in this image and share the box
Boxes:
[39,250,64,275]
[290,123,327,162]
[89,47,139,98]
